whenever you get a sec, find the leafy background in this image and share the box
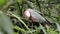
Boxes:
[0,0,60,34]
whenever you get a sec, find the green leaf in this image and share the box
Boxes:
[13,25,26,32]
[0,11,14,34]
[0,0,6,6]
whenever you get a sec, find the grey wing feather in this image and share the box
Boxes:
[29,9,46,23]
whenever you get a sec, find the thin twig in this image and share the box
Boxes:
[36,0,41,11]
[9,12,30,31]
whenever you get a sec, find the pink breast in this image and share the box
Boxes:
[30,16,36,22]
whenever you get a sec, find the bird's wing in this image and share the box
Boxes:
[30,9,46,23]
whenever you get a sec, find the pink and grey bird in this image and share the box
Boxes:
[24,8,51,24]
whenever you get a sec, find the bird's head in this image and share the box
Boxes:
[24,9,31,19]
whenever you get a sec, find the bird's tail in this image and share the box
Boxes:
[45,19,52,25]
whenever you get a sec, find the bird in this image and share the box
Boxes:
[24,8,52,25]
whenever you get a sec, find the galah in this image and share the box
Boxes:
[24,8,51,25]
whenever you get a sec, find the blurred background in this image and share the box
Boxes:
[0,0,60,34]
